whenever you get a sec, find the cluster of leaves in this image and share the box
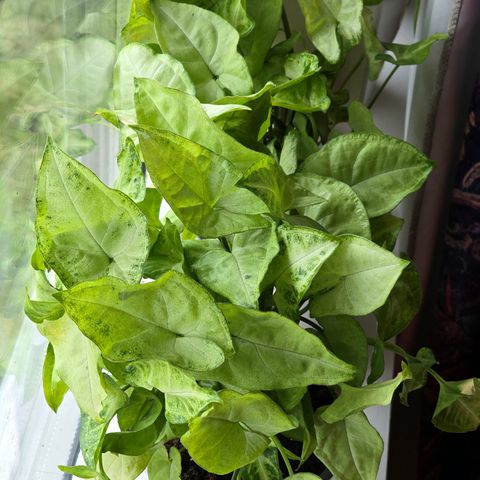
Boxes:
[25,1,480,480]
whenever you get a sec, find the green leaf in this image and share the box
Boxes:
[123,359,220,424]
[376,259,422,340]
[285,475,322,480]
[301,133,434,217]
[279,127,318,175]
[181,390,297,474]
[122,16,158,45]
[367,338,385,384]
[236,447,282,479]
[113,43,195,111]
[143,219,185,279]
[270,224,339,319]
[239,0,283,76]
[134,78,269,172]
[136,127,269,237]
[136,188,163,245]
[80,414,109,468]
[103,418,163,456]
[197,303,356,390]
[318,316,368,387]
[102,451,152,480]
[207,0,254,37]
[152,0,253,102]
[184,224,279,308]
[270,387,307,412]
[42,343,68,412]
[114,137,146,203]
[57,273,234,371]
[378,33,448,66]
[292,172,371,238]
[369,213,404,251]
[298,0,363,64]
[309,235,409,317]
[118,388,163,432]
[321,364,411,423]
[432,378,480,433]
[314,410,383,480]
[36,139,149,288]
[34,36,116,112]
[272,74,330,113]
[25,294,64,323]
[400,347,436,406]
[147,444,182,480]
[58,465,97,478]
[38,315,108,420]
[213,84,273,145]
[348,100,382,134]
[361,9,384,81]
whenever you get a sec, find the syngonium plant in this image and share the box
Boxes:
[25,1,480,479]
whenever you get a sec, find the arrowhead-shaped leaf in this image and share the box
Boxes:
[314,410,383,480]
[184,224,279,308]
[301,133,433,217]
[152,0,252,102]
[136,127,269,237]
[36,139,149,287]
[197,304,356,389]
[113,42,194,110]
[309,235,409,317]
[123,359,220,424]
[135,78,269,172]
[57,273,234,371]
[181,390,296,474]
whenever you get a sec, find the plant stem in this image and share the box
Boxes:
[368,65,399,109]
[338,54,365,91]
[231,470,239,480]
[282,6,292,39]
[272,436,294,477]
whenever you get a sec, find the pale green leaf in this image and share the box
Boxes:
[301,133,434,217]
[25,294,64,323]
[136,127,269,237]
[272,74,330,113]
[197,303,356,390]
[348,100,382,134]
[279,123,318,175]
[236,447,282,479]
[57,273,234,371]
[208,0,254,37]
[181,390,296,474]
[143,219,185,279]
[314,410,383,480]
[38,315,108,420]
[292,172,371,238]
[36,139,149,287]
[121,15,157,45]
[376,259,422,340]
[400,348,436,406]
[58,465,96,478]
[118,388,163,432]
[123,359,220,424]
[113,43,195,111]
[321,364,411,423]
[379,33,448,66]
[318,316,368,387]
[309,235,409,317]
[285,475,322,480]
[114,137,146,203]
[432,378,480,433]
[147,444,182,480]
[134,78,269,172]
[369,213,404,251]
[102,451,152,480]
[298,0,363,64]
[184,224,279,308]
[270,224,339,319]
[42,343,68,412]
[152,0,253,102]
[239,0,282,76]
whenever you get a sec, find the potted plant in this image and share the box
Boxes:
[25,1,480,479]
